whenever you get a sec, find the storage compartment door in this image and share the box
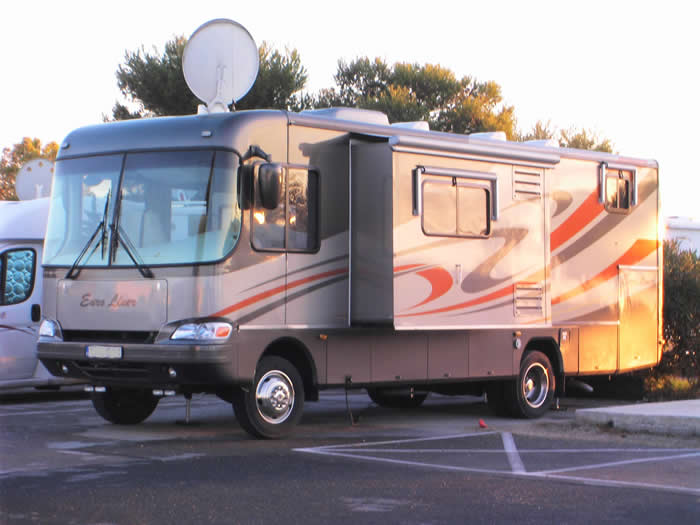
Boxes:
[619,266,659,370]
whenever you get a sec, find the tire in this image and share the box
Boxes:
[506,351,555,418]
[367,388,428,409]
[486,381,510,417]
[232,356,304,439]
[91,388,159,425]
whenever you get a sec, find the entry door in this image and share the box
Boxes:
[619,266,659,370]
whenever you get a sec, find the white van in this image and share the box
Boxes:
[0,197,81,390]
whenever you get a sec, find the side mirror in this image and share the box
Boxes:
[258,163,284,210]
[237,164,254,210]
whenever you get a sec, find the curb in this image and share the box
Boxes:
[575,399,700,437]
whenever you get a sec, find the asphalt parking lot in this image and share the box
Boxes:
[1,390,699,524]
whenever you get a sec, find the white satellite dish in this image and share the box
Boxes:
[183,19,259,114]
[15,158,54,200]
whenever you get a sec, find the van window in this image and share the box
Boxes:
[0,249,36,305]
[252,167,319,252]
[422,180,490,237]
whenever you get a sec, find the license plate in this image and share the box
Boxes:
[86,345,123,359]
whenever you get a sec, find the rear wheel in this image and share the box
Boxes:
[367,388,428,409]
[91,388,159,425]
[506,351,555,418]
[232,356,304,439]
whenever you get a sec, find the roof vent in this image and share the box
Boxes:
[469,131,507,141]
[524,138,559,148]
[300,107,389,126]
[391,121,430,131]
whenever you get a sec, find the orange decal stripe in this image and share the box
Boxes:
[398,284,515,317]
[550,191,603,252]
[213,268,348,317]
[394,264,424,273]
[398,267,548,318]
[552,239,658,305]
[411,267,454,309]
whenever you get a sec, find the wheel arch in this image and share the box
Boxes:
[522,337,565,397]
[260,337,319,401]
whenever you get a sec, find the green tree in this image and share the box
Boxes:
[518,120,613,152]
[0,138,58,201]
[313,58,517,138]
[111,37,310,119]
[559,127,613,153]
[518,120,556,142]
[662,239,699,376]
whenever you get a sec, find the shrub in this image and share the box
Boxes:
[661,240,699,376]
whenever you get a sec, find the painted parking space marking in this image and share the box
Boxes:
[294,432,700,496]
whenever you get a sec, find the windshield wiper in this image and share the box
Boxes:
[112,225,154,279]
[65,191,111,280]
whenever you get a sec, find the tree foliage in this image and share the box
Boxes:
[109,35,616,152]
[0,138,58,201]
[661,239,699,376]
[111,37,310,119]
[313,58,517,138]
[519,120,613,152]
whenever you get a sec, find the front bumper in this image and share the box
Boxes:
[38,340,236,389]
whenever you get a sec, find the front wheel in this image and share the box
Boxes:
[91,388,159,425]
[232,356,304,439]
[506,351,555,418]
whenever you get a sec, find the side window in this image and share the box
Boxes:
[422,180,490,237]
[251,166,319,252]
[599,163,636,213]
[0,249,36,305]
[605,171,631,211]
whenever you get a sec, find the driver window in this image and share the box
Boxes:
[251,166,319,252]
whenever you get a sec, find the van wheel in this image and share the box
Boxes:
[507,351,555,418]
[367,388,428,408]
[91,388,159,424]
[232,356,304,439]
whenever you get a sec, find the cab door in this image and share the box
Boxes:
[0,245,41,381]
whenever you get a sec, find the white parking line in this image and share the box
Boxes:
[501,432,525,473]
[538,451,700,475]
[294,432,700,496]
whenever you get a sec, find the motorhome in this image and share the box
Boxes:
[0,196,81,390]
[37,20,662,438]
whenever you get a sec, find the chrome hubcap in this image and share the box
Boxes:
[522,363,549,409]
[256,370,295,424]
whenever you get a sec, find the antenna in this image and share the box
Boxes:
[183,19,259,114]
[15,158,54,200]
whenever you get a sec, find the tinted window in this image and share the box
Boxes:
[1,249,36,305]
[422,181,489,237]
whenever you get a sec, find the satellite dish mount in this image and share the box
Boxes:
[183,19,260,114]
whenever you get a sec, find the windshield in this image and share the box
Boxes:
[44,150,241,267]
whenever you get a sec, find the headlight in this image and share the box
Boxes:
[39,319,63,339]
[170,322,232,341]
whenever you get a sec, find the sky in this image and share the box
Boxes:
[2,0,698,218]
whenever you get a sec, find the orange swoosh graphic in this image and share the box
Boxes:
[398,239,657,318]
[213,268,348,317]
[394,264,424,273]
[552,239,658,305]
[410,267,454,309]
[550,190,603,252]
[398,283,516,318]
